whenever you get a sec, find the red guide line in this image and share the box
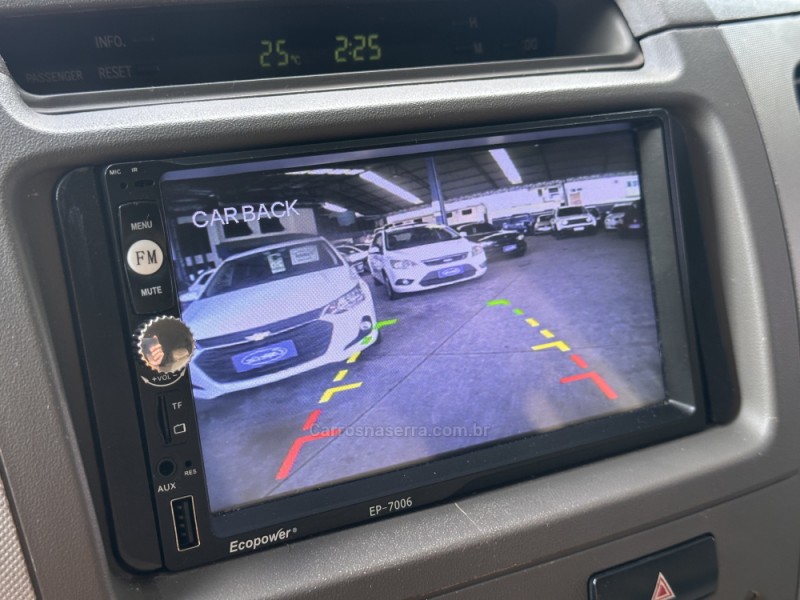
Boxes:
[559,371,618,400]
[275,429,342,480]
[570,354,589,369]
[302,409,322,431]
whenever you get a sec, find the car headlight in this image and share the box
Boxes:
[322,285,366,315]
[480,240,496,248]
[471,245,484,256]
[390,259,416,269]
[516,234,525,241]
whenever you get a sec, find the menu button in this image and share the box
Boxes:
[127,239,164,276]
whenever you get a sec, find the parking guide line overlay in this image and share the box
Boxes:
[275,428,342,480]
[570,354,589,369]
[375,318,398,330]
[486,299,511,307]
[488,297,618,402]
[302,409,323,431]
[347,351,362,364]
[532,341,571,352]
[559,372,618,400]
[333,369,349,382]
[319,382,363,404]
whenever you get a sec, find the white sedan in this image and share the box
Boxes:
[183,235,378,399]
[178,268,215,304]
[334,243,369,273]
[368,224,487,299]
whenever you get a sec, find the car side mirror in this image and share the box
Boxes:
[369,246,380,254]
[459,232,468,238]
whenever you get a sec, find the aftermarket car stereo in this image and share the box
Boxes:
[55,111,727,571]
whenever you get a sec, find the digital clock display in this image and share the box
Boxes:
[0,0,558,95]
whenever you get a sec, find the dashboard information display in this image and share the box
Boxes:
[0,0,557,94]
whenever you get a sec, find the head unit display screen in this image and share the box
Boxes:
[159,123,673,516]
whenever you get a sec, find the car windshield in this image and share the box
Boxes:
[536,215,551,223]
[386,226,459,250]
[337,246,355,255]
[202,240,341,298]
[557,207,585,216]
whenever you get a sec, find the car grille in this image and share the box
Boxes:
[419,265,477,287]
[194,307,321,348]
[422,252,468,266]
[566,217,589,225]
[194,320,333,382]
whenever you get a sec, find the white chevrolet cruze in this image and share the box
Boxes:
[368,224,487,299]
[183,235,377,399]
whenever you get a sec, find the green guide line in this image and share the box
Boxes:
[513,308,524,315]
[487,299,510,307]
[375,319,398,330]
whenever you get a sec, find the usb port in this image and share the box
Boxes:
[170,496,200,551]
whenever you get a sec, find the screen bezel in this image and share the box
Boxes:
[154,111,707,538]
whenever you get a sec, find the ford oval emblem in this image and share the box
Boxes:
[242,346,289,366]
[440,267,461,277]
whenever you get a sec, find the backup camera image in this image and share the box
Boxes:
[161,127,665,514]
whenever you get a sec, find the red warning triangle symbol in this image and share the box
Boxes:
[651,572,677,600]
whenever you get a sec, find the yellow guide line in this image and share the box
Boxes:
[319,382,363,404]
[347,351,362,364]
[526,318,540,327]
[532,341,571,352]
[333,369,348,382]
[540,329,555,339]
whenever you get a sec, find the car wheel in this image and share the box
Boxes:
[383,271,398,300]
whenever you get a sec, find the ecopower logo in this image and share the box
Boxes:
[229,527,298,554]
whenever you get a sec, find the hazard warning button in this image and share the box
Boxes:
[588,536,717,600]
[652,572,676,600]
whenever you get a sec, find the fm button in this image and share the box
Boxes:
[127,239,164,276]
[118,201,174,314]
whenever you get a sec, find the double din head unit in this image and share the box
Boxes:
[55,111,728,571]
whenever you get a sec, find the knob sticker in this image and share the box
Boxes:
[135,315,196,376]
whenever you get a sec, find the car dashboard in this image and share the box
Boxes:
[0,0,800,598]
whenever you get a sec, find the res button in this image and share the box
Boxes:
[127,239,164,275]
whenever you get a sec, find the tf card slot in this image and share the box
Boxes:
[157,396,171,444]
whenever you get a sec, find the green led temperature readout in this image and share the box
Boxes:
[259,35,383,69]
[259,39,301,68]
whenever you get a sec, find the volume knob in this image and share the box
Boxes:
[135,316,195,374]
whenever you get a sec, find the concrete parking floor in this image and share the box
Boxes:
[194,232,665,513]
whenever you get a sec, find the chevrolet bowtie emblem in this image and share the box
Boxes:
[245,331,272,342]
